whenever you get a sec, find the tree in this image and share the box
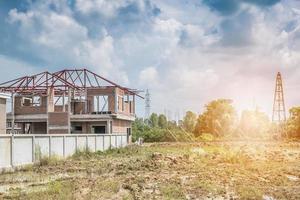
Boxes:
[194,99,236,137]
[132,118,149,142]
[238,109,270,138]
[287,107,300,138]
[182,111,197,132]
[158,114,168,129]
[149,113,159,128]
[167,120,178,129]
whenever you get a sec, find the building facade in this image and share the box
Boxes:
[0,69,141,141]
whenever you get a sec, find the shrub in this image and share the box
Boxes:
[197,133,215,142]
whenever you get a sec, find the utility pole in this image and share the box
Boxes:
[145,89,150,120]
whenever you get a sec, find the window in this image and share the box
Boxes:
[22,97,32,106]
[22,96,41,107]
[74,126,82,131]
[92,126,106,134]
[93,95,108,113]
[32,96,41,106]
[127,128,131,136]
[7,122,12,128]
[71,125,83,133]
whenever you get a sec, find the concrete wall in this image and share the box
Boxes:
[0,133,128,170]
[0,98,6,133]
[112,119,131,133]
[32,122,47,134]
[14,96,47,115]
[48,112,69,134]
[54,105,68,112]
[71,121,109,134]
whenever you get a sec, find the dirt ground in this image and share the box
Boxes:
[0,141,299,200]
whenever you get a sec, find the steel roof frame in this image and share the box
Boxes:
[0,69,143,98]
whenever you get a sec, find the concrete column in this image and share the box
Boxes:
[110,121,113,134]
[47,87,54,112]
[133,95,135,114]
[0,95,8,134]
[114,88,118,113]
[11,93,15,134]
[62,92,65,112]
[107,120,112,134]
[85,90,88,114]
[68,88,72,134]
[46,88,54,134]
[106,120,109,134]
[22,123,25,134]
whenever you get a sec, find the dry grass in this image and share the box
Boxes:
[0,141,299,200]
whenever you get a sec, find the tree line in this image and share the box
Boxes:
[133,99,300,142]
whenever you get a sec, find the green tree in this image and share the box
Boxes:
[287,107,300,138]
[149,113,159,128]
[168,120,178,129]
[182,111,197,132]
[194,99,236,137]
[132,118,149,142]
[158,114,168,129]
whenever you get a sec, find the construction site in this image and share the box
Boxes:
[0,69,142,136]
[0,71,299,200]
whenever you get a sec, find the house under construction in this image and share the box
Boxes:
[0,69,142,139]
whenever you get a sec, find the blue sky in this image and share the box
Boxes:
[0,0,300,119]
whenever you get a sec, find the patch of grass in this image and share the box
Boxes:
[89,179,121,199]
[160,184,185,200]
[97,145,143,157]
[40,180,75,199]
[214,148,252,165]
[189,179,225,195]
[35,155,61,167]
[6,187,24,199]
[122,194,134,200]
[236,185,263,200]
[72,148,94,159]
[197,133,215,142]
[6,180,75,200]
[101,179,120,193]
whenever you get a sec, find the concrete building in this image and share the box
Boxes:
[0,93,10,134]
[0,69,142,140]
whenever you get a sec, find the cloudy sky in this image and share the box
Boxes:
[0,0,300,119]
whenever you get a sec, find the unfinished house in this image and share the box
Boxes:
[0,69,142,140]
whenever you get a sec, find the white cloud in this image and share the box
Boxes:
[7,2,129,85]
[75,0,127,18]
[2,0,300,118]
[138,66,159,87]
[74,0,154,19]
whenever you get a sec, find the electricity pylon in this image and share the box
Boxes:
[272,72,286,123]
[272,72,287,137]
